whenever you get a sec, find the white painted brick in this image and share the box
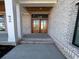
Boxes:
[48,0,79,59]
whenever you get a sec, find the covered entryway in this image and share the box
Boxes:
[20,7,52,43]
[18,1,54,43]
[21,7,52,35]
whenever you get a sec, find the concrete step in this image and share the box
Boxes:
[18,39,53,44]
[23,38,52,40]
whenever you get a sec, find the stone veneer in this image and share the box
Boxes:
[48,0,79,59]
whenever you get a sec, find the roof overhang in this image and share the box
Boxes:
[19,0,57,7]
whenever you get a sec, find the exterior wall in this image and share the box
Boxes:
[0,1,8,41]
[0,15,8,41]
[21,7,31,35]
[48,0,79,59]
[0,33,8,41]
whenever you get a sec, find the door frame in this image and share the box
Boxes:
[31,18,48,33]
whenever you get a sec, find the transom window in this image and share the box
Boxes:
[32,14,48,18]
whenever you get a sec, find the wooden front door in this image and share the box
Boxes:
[32,18,48,33]
[32,14,48,33]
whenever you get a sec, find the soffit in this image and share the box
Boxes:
[19,0,57,7]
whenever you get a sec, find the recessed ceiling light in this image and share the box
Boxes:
[40,8,42,10]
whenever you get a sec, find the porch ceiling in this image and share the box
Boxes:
[19,0,57,7]
[25,7,52,12]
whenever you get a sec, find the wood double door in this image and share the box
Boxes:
[32,19,48,33]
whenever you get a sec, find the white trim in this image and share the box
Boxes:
[16,4,22,39]
[4,0,16,42]
[19,1,57,4]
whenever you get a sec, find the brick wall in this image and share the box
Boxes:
[48,0,79,59]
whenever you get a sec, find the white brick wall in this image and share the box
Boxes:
[48,0,79,59]
[21,7,31,35]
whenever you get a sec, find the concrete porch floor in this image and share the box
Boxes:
[20,34,53,44]
[1,44,66,59]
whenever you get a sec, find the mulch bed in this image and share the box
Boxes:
[0,45,15,58]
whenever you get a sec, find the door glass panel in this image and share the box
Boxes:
[33,20,40,33]
[41,20,47,33]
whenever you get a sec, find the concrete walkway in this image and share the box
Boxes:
[2,44,66,59]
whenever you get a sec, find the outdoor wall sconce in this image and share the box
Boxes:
[72,2,79,47]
